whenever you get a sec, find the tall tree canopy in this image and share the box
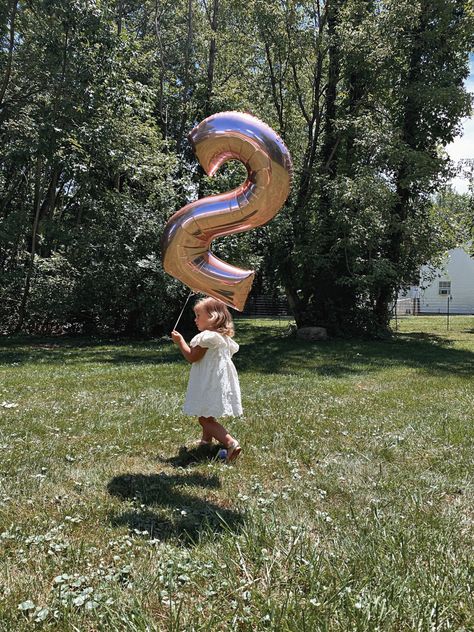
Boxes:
[1,0,473,336]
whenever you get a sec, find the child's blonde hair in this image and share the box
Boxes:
[194,297,235,337]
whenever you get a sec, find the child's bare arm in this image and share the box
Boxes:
[171,331,207,363]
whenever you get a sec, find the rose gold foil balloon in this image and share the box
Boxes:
[161,111,292,311]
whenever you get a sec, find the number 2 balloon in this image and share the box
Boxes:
[161,111,292,311]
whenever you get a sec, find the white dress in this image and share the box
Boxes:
[183,330,243,418]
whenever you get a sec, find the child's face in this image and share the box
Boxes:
[194,306,213,332]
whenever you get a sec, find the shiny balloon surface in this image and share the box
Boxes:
[161,111,292,310]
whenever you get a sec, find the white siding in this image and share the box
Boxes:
[419,247,474,314]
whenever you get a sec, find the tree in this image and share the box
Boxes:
[0,0,181,335]
[253,0,473,335]
[1,0,472,337]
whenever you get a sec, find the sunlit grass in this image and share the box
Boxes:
[1,316,474,630]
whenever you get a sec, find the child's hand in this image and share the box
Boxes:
[171,330,184,345]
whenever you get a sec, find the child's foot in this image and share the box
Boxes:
[226,441,241,463]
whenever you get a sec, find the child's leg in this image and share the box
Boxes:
[198,416,214,443]
[198,416,237,448]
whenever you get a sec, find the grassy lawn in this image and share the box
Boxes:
[1,316,473,631]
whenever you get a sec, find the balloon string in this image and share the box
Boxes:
[173,290,194,331]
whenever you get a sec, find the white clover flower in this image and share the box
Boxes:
[1,402,18,409]
[34,607,49,622]
[72,595,87,607]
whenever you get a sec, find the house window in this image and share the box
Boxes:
[438,281,451,295]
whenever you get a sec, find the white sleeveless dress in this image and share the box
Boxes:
[183,330,243,418]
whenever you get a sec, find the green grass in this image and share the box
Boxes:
[1,316,474,631]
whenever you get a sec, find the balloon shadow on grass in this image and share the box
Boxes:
[107,471,243,545]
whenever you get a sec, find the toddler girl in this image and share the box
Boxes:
[171,296,242,462]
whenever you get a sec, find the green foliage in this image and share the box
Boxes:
[0,0,187,335]
[269,0,474,335]
[429,186,474,254]
[0,0,473,336]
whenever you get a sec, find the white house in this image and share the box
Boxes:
[418,246,474,314]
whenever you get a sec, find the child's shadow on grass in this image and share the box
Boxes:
[159,442,225,468]
[107,469,243,545]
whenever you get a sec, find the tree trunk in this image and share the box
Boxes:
[154,0,168,137]
[38,165,63,256]
[203,0,218,119]
[265,4,327,327]
[16,155,43,332]
[374,23,422,332]
[264,42,284,131]
[293,0,342,330]
[0,0,18,108]
[176,0,193,151]
[39,165,62,221]
[117,0,123,36]
[374,166,410,332]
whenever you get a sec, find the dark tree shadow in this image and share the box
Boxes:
[2,324,474,379]
[0,335,179,367]
[107,470,243,545]
[234,328,474,378]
